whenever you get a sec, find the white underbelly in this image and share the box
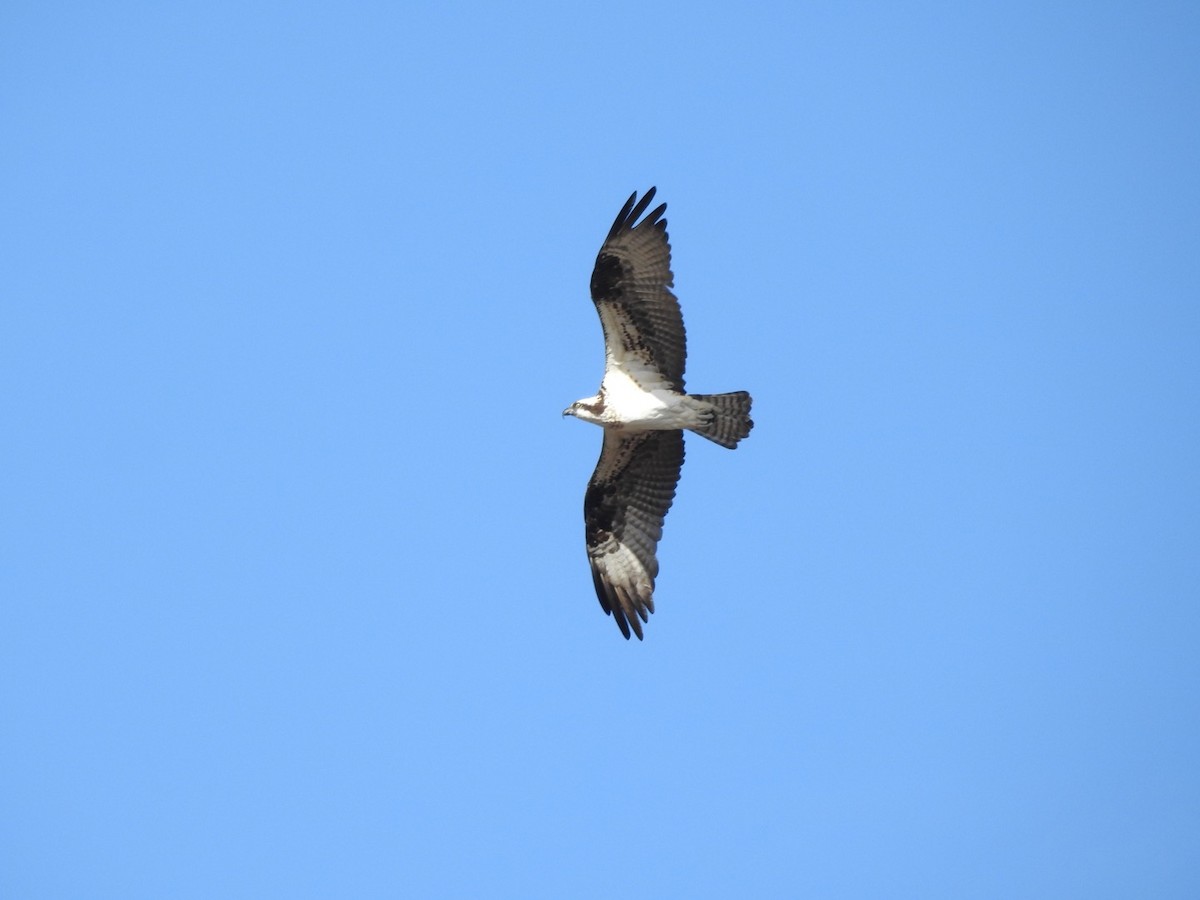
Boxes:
[602,366,697,429]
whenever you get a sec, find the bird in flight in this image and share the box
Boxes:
[564,188,753,640]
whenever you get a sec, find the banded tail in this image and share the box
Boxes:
[688,391,754,448]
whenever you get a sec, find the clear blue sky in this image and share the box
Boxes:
[3,2,1199,897]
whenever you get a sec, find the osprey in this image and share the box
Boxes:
[564,188,753,640]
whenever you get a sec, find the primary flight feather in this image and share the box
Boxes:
[564,188,753,639]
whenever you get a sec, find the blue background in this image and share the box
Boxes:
[4,2,1198,896]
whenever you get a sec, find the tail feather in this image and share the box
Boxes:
[689,391,753,448]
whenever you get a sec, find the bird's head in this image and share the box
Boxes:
[563,395,604,424]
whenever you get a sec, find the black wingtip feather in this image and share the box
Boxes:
[592,568,650,641]
[614,611,632,640]
[605,187,662,240]
[607,591,647,641]
[626,187,657,225]
[625,609,644,640]
[607,605,634,640]
[608,191,639,240]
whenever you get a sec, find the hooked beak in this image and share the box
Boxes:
[562,407,573,418]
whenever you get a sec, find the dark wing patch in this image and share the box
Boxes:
[584,429,685,640]
[589,187,687,391]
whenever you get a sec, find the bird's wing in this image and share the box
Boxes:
[584,428,685,640]
[589,187,687,392]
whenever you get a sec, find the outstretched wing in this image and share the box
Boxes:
[589,187,687,392]
[584,429,685,640]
